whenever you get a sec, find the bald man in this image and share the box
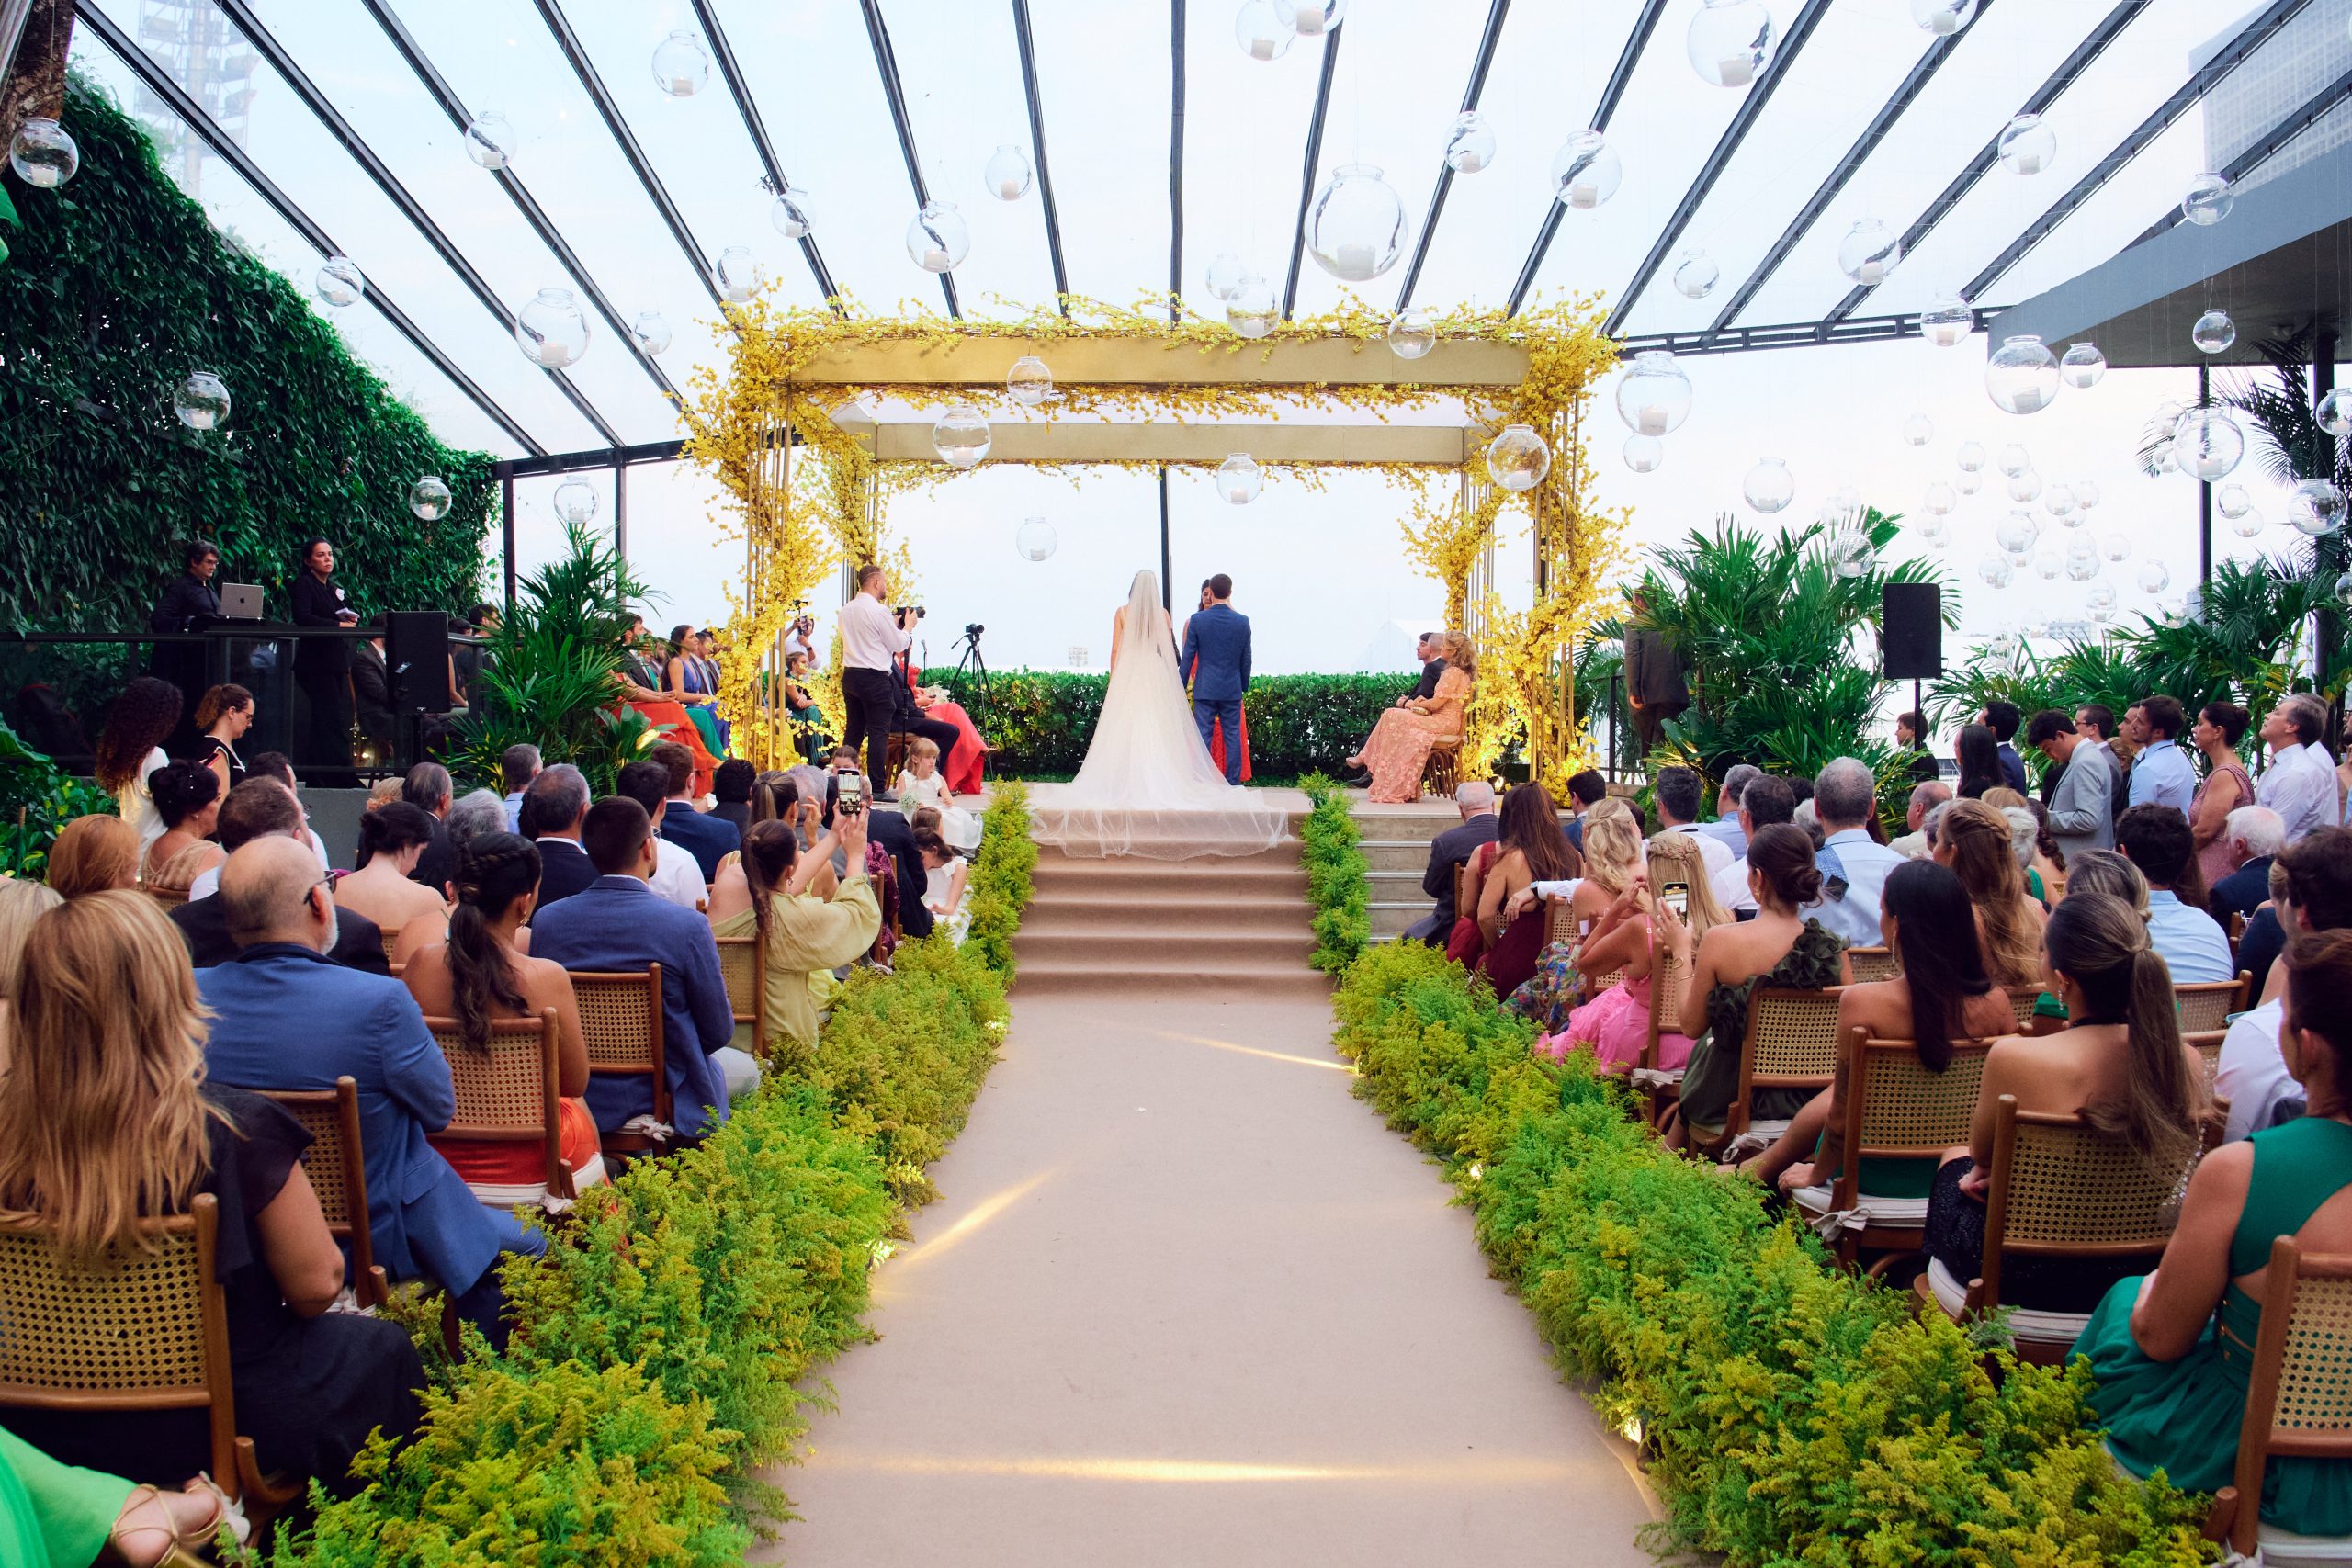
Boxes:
[197,837,544,1346]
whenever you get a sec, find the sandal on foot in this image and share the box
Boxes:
[104,1483,222,1567]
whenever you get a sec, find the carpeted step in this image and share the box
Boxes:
[1031,861,1306,901]
[1012,958,1332,999]
[1019,895,1306,934]
[1013,927,1317,968]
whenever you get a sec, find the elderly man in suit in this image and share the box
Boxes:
[197,837,542,1345]
[2030,708,2115,864]
[519,764,597,908]
[1407,781,1499,945]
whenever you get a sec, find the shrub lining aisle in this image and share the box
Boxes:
[1298,776,2217,1567]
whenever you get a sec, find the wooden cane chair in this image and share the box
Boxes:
[1916,1095,2190,1365]
[252,1077,387,1308]
[379,928,401,964]
[1544,896,1623,999]
[425,1009,602,1212]
[1630,933,1691,1126]
[1791,1031,1992,1269]
[1452,862,1469,934]
[715,931,767,1058]
[1700,986,1846,1161]
[2183,1027,2227,1089]
[571,966,671,1156]
[1421,744,1462,799]
[0,1196,300,1518]
[144,885,189,912]
[2007,987,2050,1032]
[1842,946,1899,985]
[2176,974,2252,1035]
[2203,1236,2352,1562]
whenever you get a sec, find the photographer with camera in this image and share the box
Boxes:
[839,564,922,799]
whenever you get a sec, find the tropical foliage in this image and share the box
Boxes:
[0,714,114,878]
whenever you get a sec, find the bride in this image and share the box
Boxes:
[1029,570,1290,859]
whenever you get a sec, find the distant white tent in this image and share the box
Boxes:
[1354,619,1444,673]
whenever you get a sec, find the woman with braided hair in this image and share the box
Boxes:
[400,833,600,1187]
[707,815,881,1055]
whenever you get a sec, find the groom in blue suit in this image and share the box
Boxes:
[1180,572,1251,784]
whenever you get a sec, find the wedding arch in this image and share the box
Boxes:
[680,295,1629,790]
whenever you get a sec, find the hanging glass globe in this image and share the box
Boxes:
[1902,412,1933,446]
[1235,0,1296,61]
[2337,570,2352,607]
[1216,452,1264,504]
[770,186,812,239]
[516,287,590,367]
[1976,553,2014,588]
[314,255,365,309]
[1226,274,1278,337]
[1552,131,1622,209]
[1922,291,1973,347]
[2007,468,2042,503]
[908,201,970,272]
[1827,484,1864,530]
[174,370,231,431]
[553,478,598,526]
[2101,530,2132,561]
[716,247,763,302]
[1007,355,1054,407]
[409,475,452,523]
[1919,516,1951,547]
[2172,406,2245,482]
[2319,387,2352,437]
[984,143,1034,201]
[2182,173,2233,227]
[1623,434,1664,473]
[1956,468,1984,495]
[2137,559,2172,594]
[932,405,992,468]
[2291,477,2347,535]
[1306,163,1407,281]
[7,117,77,188]
[2216,482,2252,519]
[1744,457,1794,513]
[2064,539,2099,579]
[1443,111,1496,174]
[2059,342,2106,389]
[1910,0,1977,34]
[1206,253,1249,300]
[1986,334,2060,415]
[1487,423,1551,492]
[1997,113,2055,175]
[2192,309,2236,355]
[1385,308,1436,359]
[1834,534,1877,579]
[1837,217,1902,287]
[629,311,673,356]
[1988,624,2020,660]
[2059,502,2089,528]
[2075,479,2101,509]
[2153,443,2181,476]
[1996,443,2030,477]
[1956,440,1987,472]
[1283,0,1345,36]
[2228,505,2266,537]
[2034,547,2062,580]
[650,29,709,96]
[1996,512,2039,557]
[2087,581,2118,621]
[1923,480,1956,516]
[1615,350,1692,436]
[463,112,516,170]
[1688,0,1775,87]
[1672,248,1720,299]
[2044,482,2075,518]
[1015,516,1057,561]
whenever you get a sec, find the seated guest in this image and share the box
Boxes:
[402,762,458,894]
[1562,768,1606,852]
[141,761,225,897]
[917,829,969,943]
[2216,829,2352,1140]
[94,675,180,852]
[2075,929,2352,1538]
[899,657,987,795]
[0,877,61,1003]
[518,764,596,908]
[1654,765,1733,878]
[192,682,254,797]
[1539,829,1716,1076]
[1978,792,2046,900]
[45,814,141,898]
[1470,782,1582,1000]
[1699,763,1760,858]
[615,758,718,912]
[1744,859,2018,1191]
[1922,891,2210,1310]
[1349,633,1474,805]
[894,735,981,853]
[0,892,423,1492]
[1405,781,1498,946]
[1709,773,1797,914]
[200,841,544,1336]
[1954,722,2004,800]
[445,787,509,854]
[335,803,448,941]
[1982,701,2029,794]
[501,743,542,832]
[1889,778,1951,860]
[1803,757,1905,946]
[2210,805,2285,923]
[527,797,749,1138]
[1500,798,1639,1032]
[2030,707,2115,862]
[243,751,330,872]
[400,834,602,1188]
[823,771,933,942]
[2116,804,2235,983]
[2015,800,2069,904]
[710,758,756,840]
[1932,799,2045,992]
[707,816,882,1055]
[651,740,739,883]
[172,782,390,974]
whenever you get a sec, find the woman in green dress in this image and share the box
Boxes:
[2075,928,2352,1534]
[2,1426,225,1566]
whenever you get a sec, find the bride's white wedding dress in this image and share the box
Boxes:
[1029,570,1291,859]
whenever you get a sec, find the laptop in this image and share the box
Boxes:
[219,582,264,620]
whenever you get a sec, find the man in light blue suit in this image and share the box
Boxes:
[1179,571,1251,785]
[198,837,542,1345]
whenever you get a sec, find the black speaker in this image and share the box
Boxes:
[1882,583,1943,680]
[386,610,450,714]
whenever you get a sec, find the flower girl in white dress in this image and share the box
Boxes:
[894,737,981,852]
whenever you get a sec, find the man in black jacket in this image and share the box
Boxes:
[404,761,458,894]
[1406,781,1499,945]
[888,653,963,792]
[151,538,224,750]
[519,764,597,908]
[171,778,390,974]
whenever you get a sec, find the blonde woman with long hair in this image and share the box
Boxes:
[0,892,422,1495]
[1541,829,1721,1074]
[1934,797,2045,990]
[1498,796,1638,1032]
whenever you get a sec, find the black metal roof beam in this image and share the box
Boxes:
[493,438,689,479]
[1602,0,1832,337]
[689,0,842,310]
[1395,0,1509,314]
[1170,0,1186,323]
[1280,25,1342,319]
[1622,304,1999,357]
[71,1,545,455]
[1826,0,2151,325]
[1505,0,1666,316]
[534,0,725,315]
[1010,0,1071,314]
[1702,0,1993,344]
[858,0,959,319]
[2129,63,2352,251]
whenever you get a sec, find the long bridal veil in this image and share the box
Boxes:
[1029,570,1291,859]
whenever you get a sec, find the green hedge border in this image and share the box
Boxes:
[271,785,1034,1565]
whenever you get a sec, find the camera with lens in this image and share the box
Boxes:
[964,622,984,639]
[894,604,925,622]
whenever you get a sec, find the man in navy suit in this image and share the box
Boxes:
[650,739,739,883]
[197,837,543,1345]
[1179,572,1251,785]
[519,764,597,908]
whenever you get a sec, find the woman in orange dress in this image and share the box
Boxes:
[615,617,718,796]
[1351,632,1473,803]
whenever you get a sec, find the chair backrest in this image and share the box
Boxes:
[2231,1236,2352,1553]
[1843,946,1898,985]
[2175,975,2249,1035]
[714,931,763,1052]
[1452,861,1468,922]
[251,1077,379,1302]
[379,928,401,963]
[571,966,670,1127]
[2183,1028,2226,1088]
[1836,1031,1994,1204]
[425,1010,562,1191]
[2007,987,2042,1030]
[1979,1095,2188,1308]
[1645,942,1689,1068]
[1545,893,1578,949]
[0,1195,241,1491]
[1743,986,1846,1084]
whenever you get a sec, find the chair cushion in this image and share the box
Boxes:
[2257,1524,2352,1563]
[1925,1257,2092,1346]
[1789,1184,1929,1226]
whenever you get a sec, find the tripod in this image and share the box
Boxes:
[952,626,994,716]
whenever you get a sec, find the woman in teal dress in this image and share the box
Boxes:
[664,625,729,760]
[2075,928,2352,1535]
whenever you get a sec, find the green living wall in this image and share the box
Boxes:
[0,75,493,649]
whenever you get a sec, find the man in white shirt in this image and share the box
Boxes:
[1698,763,1758,860]
[2122,695,2196,815]
[2256,693,2339,843]
[615,760,712,912]
[838,564,915,795]
[2115,804,2234,983]
[1709,773,1796,914]
[2215,827,2352,1139]
[1887,778,1951,860]
[1653,765,1733,879]
[1800,757,1904,947]
[501,742,541,833]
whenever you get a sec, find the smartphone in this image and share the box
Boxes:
[1661,882,1690,919]
[837,773,865,812]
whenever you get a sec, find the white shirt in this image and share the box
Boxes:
[1802,827,1904,948]
[1711,855,1758,914]
[2259,742,2339,843]
[838,593,911,672]
[2126,739,2198,815]
[188,829,325,902]
[2215,997,2296,1142]
[1665,821,1733,879]
[2143,889,2234,983]
[647,831,707,912]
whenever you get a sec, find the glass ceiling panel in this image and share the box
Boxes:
[874,0,1059,321]
[1284,0,1486,321]
[68,19,591,453]
[709,0,935,314]
[1021,0,1170,309]
[1173,4,1321,321]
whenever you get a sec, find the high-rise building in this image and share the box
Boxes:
[2199,0,2352,198]
[130,0,257,199]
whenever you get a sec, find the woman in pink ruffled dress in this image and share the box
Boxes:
[1539,830,1719,1075]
